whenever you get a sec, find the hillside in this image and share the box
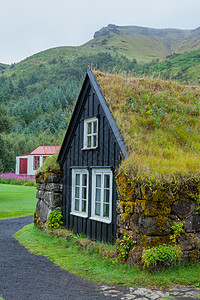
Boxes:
[134,50,200,85]
[0,63,9,71]
[88,24,200,62]
[0,24,200,172]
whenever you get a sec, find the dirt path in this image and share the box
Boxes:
[0,216,115,300]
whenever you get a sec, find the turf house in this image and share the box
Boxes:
[57,70,200,265]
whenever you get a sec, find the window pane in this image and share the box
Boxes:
[82,187,87,199]
[96,175,101,187]
[95,188,101,202]
[93,121,97,133]
[75,187,80,198]
[87,136,91,148]
[75,199,79,211]
[104,189,110,203]
[103,203,109,218]
[82,200,86,213]
[82,174,87,186]
[93,135,97,147]
[75,174,80,185]
[87,122,92,134]
[95,202,101,216]
[104,175,110,188]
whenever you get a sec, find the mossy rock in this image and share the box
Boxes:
[188,249,200,263]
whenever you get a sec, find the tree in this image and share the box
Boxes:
[0,106,15,172]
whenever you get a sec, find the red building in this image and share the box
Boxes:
[16,146,60,175]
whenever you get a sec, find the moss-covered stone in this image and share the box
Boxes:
[116,172,200,267]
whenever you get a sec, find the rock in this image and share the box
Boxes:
[36,183,41,190]
[116,201,124,214]
[188,249,200,262]
[34,170,63,230]
[184,214,200,232]
[172,199,197,218]
[43,191,53,206]
[52,193,62,208]
[169,214,177,220]
[138,217,172,236]
[46,172,62,183]
[129,214,139,233]
[126,246,143,266]
[36,200,51,223]
[137,234,171,248]
[178,233,196,251]
[40,183,46,191]
[36,190,45,200]
[46,183,61,192]
[117,214,125,227]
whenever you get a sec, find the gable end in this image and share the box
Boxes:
[57,70,128,168]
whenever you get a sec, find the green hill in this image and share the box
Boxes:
[133,50,200,85]
[0,24,200,172]
[88,24,200,62]
[0,63,9,71]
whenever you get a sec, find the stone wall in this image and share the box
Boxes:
[116,174,200,266]
[34,171,63,230]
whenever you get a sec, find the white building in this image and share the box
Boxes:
[15,146,60,175]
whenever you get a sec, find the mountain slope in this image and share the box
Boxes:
[0,63,9,71]
[87,24,200,62]
[1,24,200,172]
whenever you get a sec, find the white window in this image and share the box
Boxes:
[83,117,98,149]
[71,169,89,218]
[90,169,112,223]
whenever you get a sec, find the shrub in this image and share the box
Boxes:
[170,220,184,243]
[116,233,136,261]
[142,244,182,270]
[47,211,63,229]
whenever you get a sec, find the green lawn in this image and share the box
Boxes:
[15,223,200,289]
[0,184,37,219]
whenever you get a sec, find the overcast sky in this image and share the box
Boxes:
[1,0,200,64]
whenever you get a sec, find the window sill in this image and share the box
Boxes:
[81,146,98,151]
[70,212,88,218]
[89,216,111,224]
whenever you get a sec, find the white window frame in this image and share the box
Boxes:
[90,168,113,224]
[83,117,98,150]
[70,169,89,218]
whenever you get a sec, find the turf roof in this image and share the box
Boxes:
[94,71,200,183]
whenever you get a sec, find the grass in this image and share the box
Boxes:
[14,223,200,289]
[0,184,37,219]
[95,71,200,184]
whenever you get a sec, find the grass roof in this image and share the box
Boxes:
[94,71,200,184]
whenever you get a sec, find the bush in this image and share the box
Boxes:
[47,211,63,229]
[142,244,182,270]
[116,233,136,261]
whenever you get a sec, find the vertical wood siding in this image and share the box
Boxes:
[62,85,122,243]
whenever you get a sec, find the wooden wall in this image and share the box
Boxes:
[62,84,122,243]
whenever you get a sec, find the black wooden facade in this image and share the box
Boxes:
[58,71,128,243]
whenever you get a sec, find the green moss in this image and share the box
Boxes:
[138,234,171,248]
[188,249,200,263]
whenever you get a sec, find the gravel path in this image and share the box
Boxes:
[0,216,115,300]
[1,216,200,300]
